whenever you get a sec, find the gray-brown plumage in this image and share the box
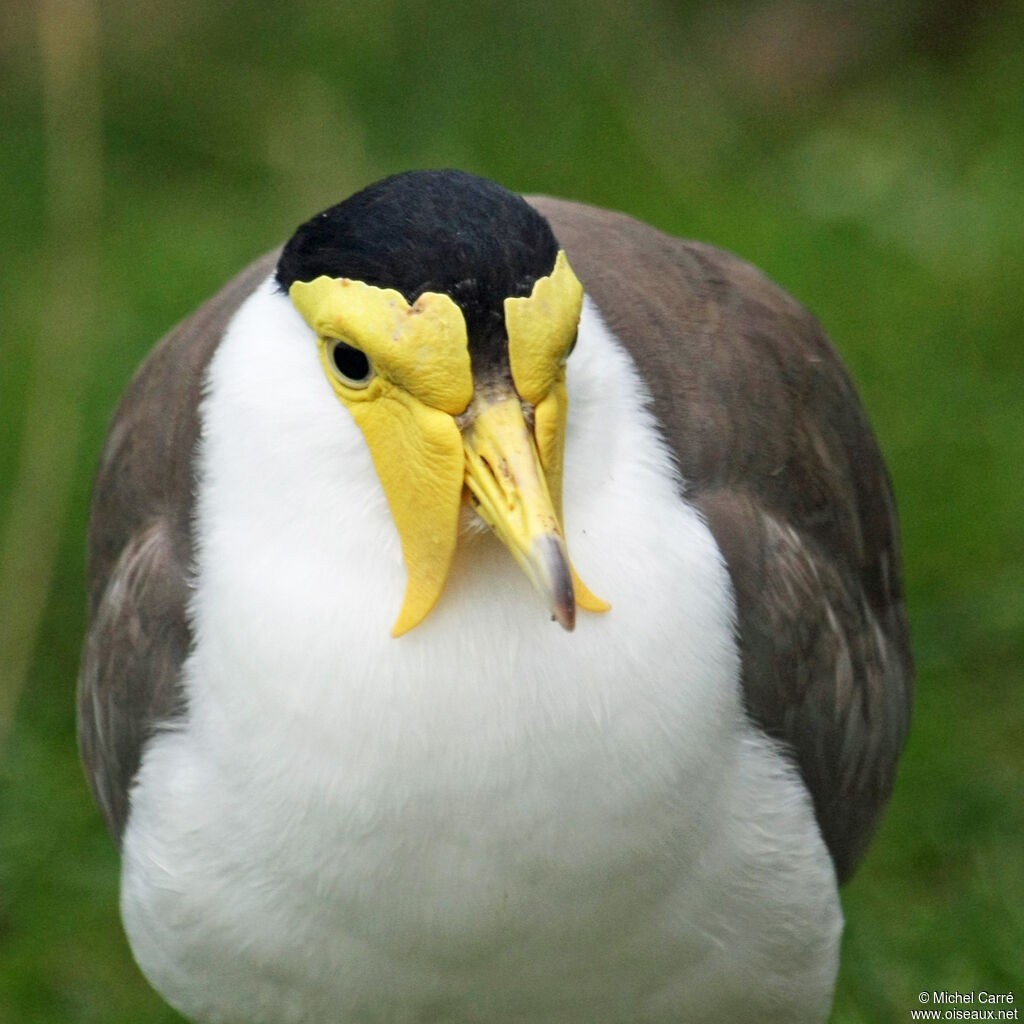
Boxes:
[79,192,912,893]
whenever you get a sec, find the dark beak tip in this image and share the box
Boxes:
[552,601,576,632]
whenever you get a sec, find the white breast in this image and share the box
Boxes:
[120,279,841,1023]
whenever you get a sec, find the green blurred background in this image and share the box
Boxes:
[2,0,1022,1020]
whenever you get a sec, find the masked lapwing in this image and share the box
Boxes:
[79,169,912,1023]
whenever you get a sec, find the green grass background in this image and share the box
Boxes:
[2,1,1022,1020]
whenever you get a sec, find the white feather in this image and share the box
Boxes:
[121,277,841,1023]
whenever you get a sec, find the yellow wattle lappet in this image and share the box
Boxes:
[289,249,608,636]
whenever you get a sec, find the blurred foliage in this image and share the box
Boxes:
[1,0,1022,1021]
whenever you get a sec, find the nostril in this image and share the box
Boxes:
[480,453,517,511]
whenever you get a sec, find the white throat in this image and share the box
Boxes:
[186,275,740,740]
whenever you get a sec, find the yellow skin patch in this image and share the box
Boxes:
[289,252,607,635]
[507,253,607,614]
[289,277,473,414]
[505,249,582,406]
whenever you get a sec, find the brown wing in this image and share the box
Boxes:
[78,250,280,844]
[532,197,913,882]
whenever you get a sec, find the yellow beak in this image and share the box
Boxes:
[462,392,577,630]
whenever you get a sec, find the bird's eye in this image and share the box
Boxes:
[328,340,374,388]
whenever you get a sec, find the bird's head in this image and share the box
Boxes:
[275,170,608,636]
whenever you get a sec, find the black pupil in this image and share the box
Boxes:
[332,342,371,382]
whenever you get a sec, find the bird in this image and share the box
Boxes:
[78,169,912,1023]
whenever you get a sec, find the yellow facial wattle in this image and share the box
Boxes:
[289,276,473,413]
[504,252,607,614]
[288,251,607,634]
[505,249,582,406]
